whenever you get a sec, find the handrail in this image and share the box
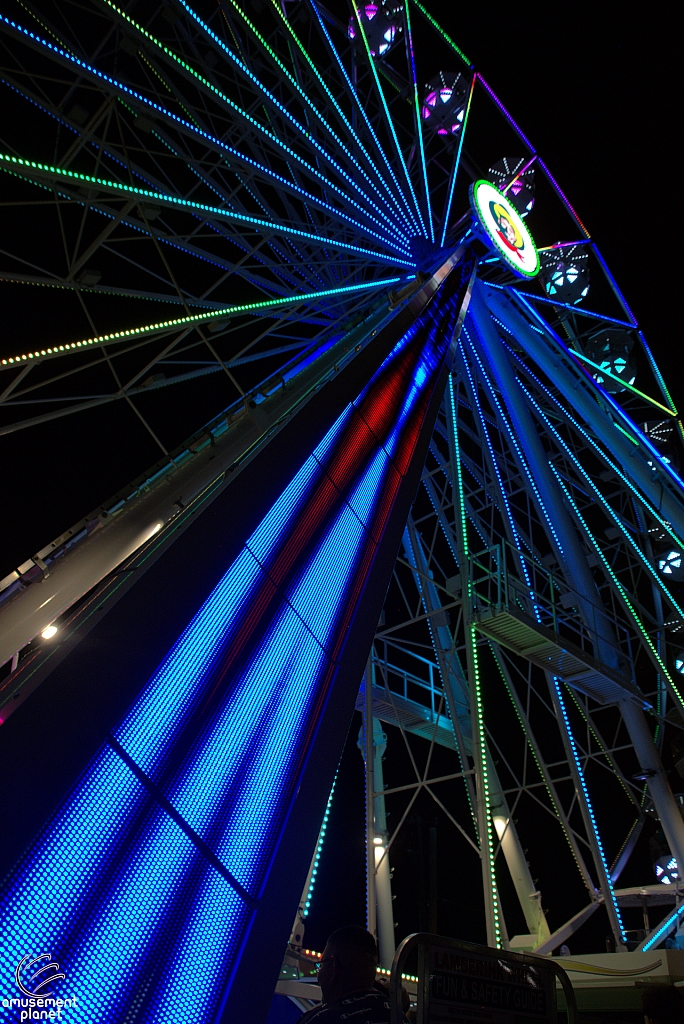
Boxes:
[469,542,636,684]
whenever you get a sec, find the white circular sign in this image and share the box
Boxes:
[470,179,540,278]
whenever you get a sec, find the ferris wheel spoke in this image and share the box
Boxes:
[349,4,425,237]
[1,154,412,269]
[307,0,419,236]
[0,16,408,251]
[550,467,684,709]
[262,0,417,237]
[490,645,598,895]
[99,0,412,245]
[0,272,258,309]
[513,287,679,424]
[0,314,315,437]
[401,0,432,243]
[506,341,684,553]
[0,275,399,376]
[440,74,475,247]
[564,687,643,809]
[202,0,410,236]
[520,380,683,636]
[548,674,629,948]
[1,303,321,415]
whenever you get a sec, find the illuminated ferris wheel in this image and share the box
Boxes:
[1,1,684,1021]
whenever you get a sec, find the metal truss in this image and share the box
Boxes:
[368,298,684,952]
[2,0,684,968]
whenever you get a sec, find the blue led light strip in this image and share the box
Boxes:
[302,772,338,917]
[270,0,416,236]
[162,0,409,246]
[308,0,419,235]
[0,13,407,253]
[512,291,684,497]
[0,289,455,1022]
[464,317,565,559]
[216,0,411,242]
[502,338,684,552]
[465,338,538,602]
[642,901,684,951]
[549,462,684,712]
[551,675,628,945]
[440,75,475,248]
[522,382,684,664]
[403,0,433,243]
[351,2,426,237]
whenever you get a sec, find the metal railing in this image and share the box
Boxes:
[371,649,445,719]
[469,542,636,685]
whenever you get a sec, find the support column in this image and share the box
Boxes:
[487,752,550,947]
[372,718,395,970]
[359,665,395,966]
[474,282,684,901]
[363,660,376,941]
[620,701,684,873]
[403,518,551,945]
[447,372,500,948]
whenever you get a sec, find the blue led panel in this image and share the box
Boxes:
[0,286,458,1023]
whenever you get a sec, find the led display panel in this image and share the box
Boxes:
[0,280,464,1024]
[470,179,540,278]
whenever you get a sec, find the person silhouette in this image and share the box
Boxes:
[297,927,391,1023]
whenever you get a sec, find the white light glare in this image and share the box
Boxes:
[41,624,58,639]
[493,815,508,840]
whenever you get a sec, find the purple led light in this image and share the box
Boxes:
[475,74,536,154]
[537,158,591,239]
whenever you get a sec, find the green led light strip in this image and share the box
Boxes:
[550,465,684,712]
[491,648,590,886]
[265,0,415,233]
[409,0,471,67]
[227,0,412,238]
[142,0,407,245]
[0,152,409,265]
[449,374,501,948]
[74,0,409,248]
[469,622,502,948]
[351,3,425,236]
[571,349,677,418]
[523,383,684,632]
[0,277,400,367]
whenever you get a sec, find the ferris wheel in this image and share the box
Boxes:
[1,1,684,1021]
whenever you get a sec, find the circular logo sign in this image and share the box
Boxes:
[470,179,539,278]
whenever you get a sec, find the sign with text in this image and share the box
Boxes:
[390,934,576,1024]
